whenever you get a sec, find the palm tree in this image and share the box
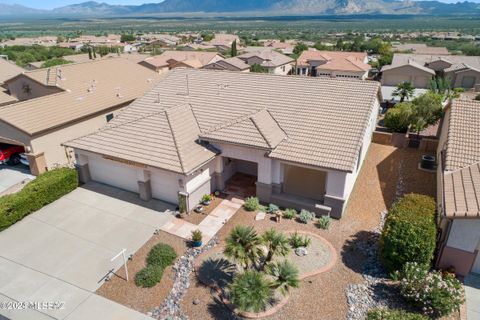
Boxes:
[261,229,290,266]
[393,81,415,102]
[266,260,300,296]
[229,270,273,313]
[224,225,263,269]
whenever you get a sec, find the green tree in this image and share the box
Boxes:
[120,34,135,43]
[383,102,414,133]
[224,226,263,269]
[229,270,273,313]
[250,63,268,73]
[410,92,443,135]
[293,42,308,55]
[231,39,237,57]
[261,229,290,266]
[393,81,415,102]
[41,58,73,68]
[266,260,299,296]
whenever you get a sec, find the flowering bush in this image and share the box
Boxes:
[397,262,464,318]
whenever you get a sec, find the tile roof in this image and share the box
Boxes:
[0,58,24,84]
[444,99,480,171]
[381,59,436,75]
[297,50,370,73]
[391,53,480,71]
[66,69,380,173]
[0,90,17,106]
[141,51,221,69]
[237,50,294,68]
[443,162,480,218]
[393,43,450,55]
[0,58,159,135]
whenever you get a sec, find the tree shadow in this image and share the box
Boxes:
[207,295,239,320]
[197,257,236,289]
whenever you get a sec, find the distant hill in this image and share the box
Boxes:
[1,0,480,17]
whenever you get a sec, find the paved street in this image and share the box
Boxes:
[0,182,175,320]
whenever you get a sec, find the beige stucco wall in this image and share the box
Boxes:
[283,164,326,200]
[446,219,480,253]
[6,76,63,101]
[30,107,125,169]
[381,65,433,88]
[448,69,480,89]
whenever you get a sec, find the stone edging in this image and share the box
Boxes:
[193,230,337,319]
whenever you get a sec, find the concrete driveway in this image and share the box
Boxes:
[465,273,480,320]
[0,165,34,195]
[0,182,176,320]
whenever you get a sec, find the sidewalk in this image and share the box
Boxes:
[465,273,480,320]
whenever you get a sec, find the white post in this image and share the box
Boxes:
[111,248,129,281]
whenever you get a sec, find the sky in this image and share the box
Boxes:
[1,0,478,10]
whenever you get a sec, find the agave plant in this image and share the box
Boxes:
[266,260,300,296]
[261,228,290,266]
[229,270,273,313]
[224,225,263,269]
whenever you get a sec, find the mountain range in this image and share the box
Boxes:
[1,0,480,16]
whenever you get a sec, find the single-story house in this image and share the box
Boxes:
[392,43,450,55]
[203,57,250,72]
[139,51,224,73]
[296,50,370,79]
[236,50,294,75]
[207,34,241,53]
[0,58,23,106]
[436,99,480,277]
[381,53,480,89]
[65,69,381,219]
[0,58,159,175]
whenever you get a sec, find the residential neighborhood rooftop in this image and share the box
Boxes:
[237,50,294,67]
[141,51,222,69]
[296,50,369,72]
[0,58,24,84]
[391,53,480,70]
[66,68,380,174]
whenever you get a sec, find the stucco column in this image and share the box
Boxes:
[137,170,152,201]
[26,152,47,176]
[256,158,273,203]
[212,156,225,191]
[324,171,347,219]
[74,153,91,183]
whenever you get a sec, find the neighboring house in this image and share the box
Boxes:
[203,57,250,72]
[123,44,138,53]
[436,99,480,277]
[0,58,159,175]
[0,58,24,106]
[263,40,295,55]
[207,34,241,53]
[393,43,450,55]
[180,44,217,51]
[296,50,370,79]
[65,69,381,219]
[381,53,480,89]
[139,51,224,73]
[236,50,294,75]
[143,34,181,47]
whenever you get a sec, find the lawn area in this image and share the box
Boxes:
[178,143,437,320]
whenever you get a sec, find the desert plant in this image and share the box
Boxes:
[317,216,331,230]
[201,194,212,203]
[244,197,260,211]
[283,208,297,220]
[383,102,414,133]
[261,229,290,265]
[380,194,436,273]
[393,81,415,102]
[266,260,300,296]
[146,243,177,268]
[135,265,164,288]
[224,225,263,269]
[298,209,315,224]
[397,262,464,318]
[266,203,280,214]
[229,270,274,313]
[367,308,428,320]
[191,229,203,242]
[289,232,311,249]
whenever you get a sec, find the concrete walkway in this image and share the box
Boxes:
[0,165,35,195]
[465,273,480,320]
[159,197,243,243]
[0,182,175,320]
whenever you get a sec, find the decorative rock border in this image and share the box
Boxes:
[193,230,337,319]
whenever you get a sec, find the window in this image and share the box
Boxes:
[106,113,114,122]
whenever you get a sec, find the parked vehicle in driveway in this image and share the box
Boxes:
[0,144,25,165]
[19,153,29,166]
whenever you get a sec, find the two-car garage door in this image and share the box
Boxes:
[88,156,179,205]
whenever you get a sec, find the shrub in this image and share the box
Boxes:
[244,197,260,211]
[229,270,273,313]
[266,203,279,214]
[225,225,263,269]
[367,308,428,320]
[0,167,78,231]
[298,209,315,224]
[146,243,177,268]
[201,194,212,203]
[191,229,203,242]
[380,194,436,273]
[289,232,311,248]
[317,216,331,230]
[383,102,414,133]
[266,260,300,296]
[397,262,464,318]
[135,265,164,288]
[283,208,296,220]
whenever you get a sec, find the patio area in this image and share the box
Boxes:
[223,173,256,198]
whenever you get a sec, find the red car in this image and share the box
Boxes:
[0,143,25,165]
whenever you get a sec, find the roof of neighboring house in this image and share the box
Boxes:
[381,59,436,75]
[0,58,24,84]
[28,53,150,69]
[203,57,250,71]
[297,50,370,73]
[391,53,480,71]
[443,162,480,218]
[66,68,380,174]
[444,63,480,74]
[141,51,222,69]
[393,43,450,55]
[0,90,17,106]
[0,58,159,136]
[444,99,480,172]
[237,50,294,68]
[209,34,239,47]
